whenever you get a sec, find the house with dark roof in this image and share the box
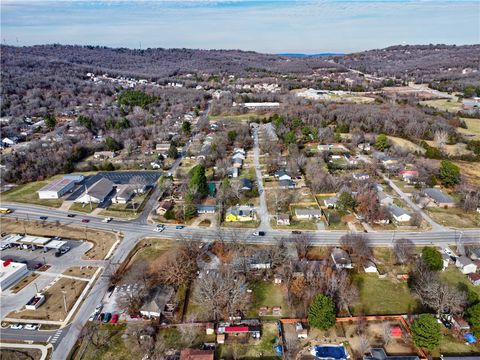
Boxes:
[468,273,480,286]
[331,247,353,269]
[240,178,253,191]
[424,188,456,208]
[140,285,174,318]
[279,179,296,189]
[275,169,292,181]
[364,348,419,360]
[324,196,339,209]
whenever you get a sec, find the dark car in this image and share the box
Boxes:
[291,231,302,235]
[103,312,112,323]
[98,313,105,322]
[67,214,75,218]
[39,216,48,220]
[175,225,184,230]
[81,219,90,223]
[441,319,452,329]
[34,263,43,270]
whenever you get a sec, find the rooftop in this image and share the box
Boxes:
[37,178,75,193]
[424,188,455,204]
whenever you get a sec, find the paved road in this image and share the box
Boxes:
[381,173,444,231]
[252,127,271,231]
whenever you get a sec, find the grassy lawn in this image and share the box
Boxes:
[69,202,98,213]
[7,277,87,321]
[454,161,480,186]
[100,190,152,219]
[440,266,480,302]
[9,273,39,294]
[246,281,289,318]
[432,330,480,357]
[425,140,473,156]
[426,207,480,228]
[420,98,462,112]
[271,220,318,231]
[71,324,130,360]
[209,113,269,123]
[458,118,480,140]
[124,238,172,270]
[0,218,118,260]
[387,136,425,154]
[352,273,421,315]
[1,177,64,208]
[217,323,281,359]
[222,220,260,229]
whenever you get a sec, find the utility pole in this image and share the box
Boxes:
[61,290,68,315]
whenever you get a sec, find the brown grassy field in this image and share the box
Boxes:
[0,218,119,260]
[10,273,39,294]
[62,267,98,279]
[7,277,87,321]
[455,161,480,186]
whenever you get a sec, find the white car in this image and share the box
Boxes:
[10,324,23,330]
[24,324,39,330]
[102,217,113,223]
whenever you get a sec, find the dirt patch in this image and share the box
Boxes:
[7,277,87,321]
[0,218,119,260]
[63,267,98,279]
[9,273,39,294]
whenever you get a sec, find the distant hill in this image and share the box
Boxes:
[277,53,344,57]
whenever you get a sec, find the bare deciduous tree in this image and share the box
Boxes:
[393,238,415,264]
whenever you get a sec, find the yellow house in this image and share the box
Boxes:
[225,206,256,222]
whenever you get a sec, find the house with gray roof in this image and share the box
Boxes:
[424,188,456,208]
[364,348,419,360]
[295,208,322,220]
[331,247,353,269]
[74,178,115,204]
[387,205,411,223]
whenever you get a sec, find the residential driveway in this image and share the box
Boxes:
[381,173,444,231]
[252,129,272,231]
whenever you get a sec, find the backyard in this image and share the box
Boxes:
[246,281,289,318]
[351,274,421,315]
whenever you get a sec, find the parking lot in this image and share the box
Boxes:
[0,239,90,271]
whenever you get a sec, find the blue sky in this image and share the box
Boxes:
[1,1,479,53]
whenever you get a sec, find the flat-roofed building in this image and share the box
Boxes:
[0,260,29,292]
[37,178,76,199]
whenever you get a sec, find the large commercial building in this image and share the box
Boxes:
[37,178,76,199]
[75,178,115,204]
[0,259,29,292]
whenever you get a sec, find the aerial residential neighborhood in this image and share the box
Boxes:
[0,1,480,360]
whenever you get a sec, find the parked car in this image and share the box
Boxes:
[10,324,23,330]
[253,231,266,236]
[98,313,105,322]
[175,225,184,230]
[88,313,97,322]
[34,263,43,270]
[67,214,76,218]
[39,216,48,220]
[81,219,90,223]
[24,324,39,331]
[55,246,71,257]
[103,313,112,323]
[111,313,119,324]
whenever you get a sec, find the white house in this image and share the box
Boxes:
[387,205,411,223]
[364,260,378,273]
[37,178,76,199]
[232,152,245,161]
[75,178,115,204]
[112,186,134,204]
[456,257,478,274]
[295,208,322,220]
[275,170,292,181]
